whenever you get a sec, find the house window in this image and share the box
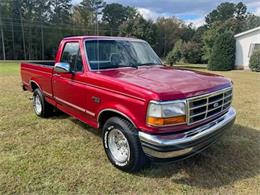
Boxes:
[254,44,260,51]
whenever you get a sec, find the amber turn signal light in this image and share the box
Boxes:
[147,115,186,126]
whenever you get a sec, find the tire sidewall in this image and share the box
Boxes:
[102,118,141,171]
[33,89,45,117]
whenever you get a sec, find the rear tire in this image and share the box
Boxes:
[33,88,52,117]
[102,116,149,172]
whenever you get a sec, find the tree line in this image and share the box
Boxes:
[0,0,259,63]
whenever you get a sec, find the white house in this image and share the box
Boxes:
[234,26,260,69]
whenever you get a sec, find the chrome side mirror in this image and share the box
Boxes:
[54,62,71,73]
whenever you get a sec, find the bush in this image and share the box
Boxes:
[166,39,183,65]
[249,50,260,72]
[181,41,203,64]
[208,31,235,71]
[166,50,176,66]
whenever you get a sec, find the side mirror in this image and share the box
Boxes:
[54,62,71,73]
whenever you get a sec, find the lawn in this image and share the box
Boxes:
[0,62,260,194]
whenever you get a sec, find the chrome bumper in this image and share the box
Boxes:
[139,107,236,159]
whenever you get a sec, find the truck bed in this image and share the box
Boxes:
[21,61,54,96]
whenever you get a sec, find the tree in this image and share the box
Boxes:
[75,0,105,25]
[192,25,207,42]
[50,0,72,24]
[244,14,260,31]
[72,4,92,26]
[206,2,236,25]
[235,2,247,21]
[208,31,235,71]
[180,24,195,42]
[182,41,203,64]
[154,17,184,57]
[102,3,137,33]
[166,39,183,65]
[119,15,157,47]
[205,2,247,26]
[202,2,249,62]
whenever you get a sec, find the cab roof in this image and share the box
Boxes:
[63,35,145,42]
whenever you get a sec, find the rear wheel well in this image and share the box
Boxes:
[31,82,39,91]
[98,110,135,129]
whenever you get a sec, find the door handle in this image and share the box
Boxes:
[53,74,61,77]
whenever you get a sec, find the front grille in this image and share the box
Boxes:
[187,87,232,125]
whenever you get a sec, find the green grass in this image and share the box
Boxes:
[0,62,260,194]
[174,63,207,69]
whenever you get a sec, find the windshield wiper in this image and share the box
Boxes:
[131,64,138,69]
[137,62,161,66]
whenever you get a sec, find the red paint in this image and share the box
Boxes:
[21,36,232,134]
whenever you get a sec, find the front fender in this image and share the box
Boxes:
[96,101,146,129]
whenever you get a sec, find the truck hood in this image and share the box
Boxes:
[98,65,232,100]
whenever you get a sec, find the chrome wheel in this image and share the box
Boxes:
[107,128,130,165]
[33,94,42,115]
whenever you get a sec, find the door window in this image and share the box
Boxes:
[61,42,83,72]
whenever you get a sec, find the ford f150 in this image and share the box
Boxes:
[21,36,236,172]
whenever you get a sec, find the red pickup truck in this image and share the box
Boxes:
[21,36,236,172]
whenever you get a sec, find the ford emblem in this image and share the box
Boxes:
[213,102,219,108]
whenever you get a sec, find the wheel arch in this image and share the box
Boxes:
[97,109,137,129]
[29,80,41,92]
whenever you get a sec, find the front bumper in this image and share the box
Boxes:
[139,107,236,159]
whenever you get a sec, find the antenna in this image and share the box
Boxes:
[96,7,100,72]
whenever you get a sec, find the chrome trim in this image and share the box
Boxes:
[187,87,232,101]
[142,147,194,159]
[187,87,233,125]
[149,99,187,105]
[85,110,95,117]
[139,107,236,156]
[55,96,95,116]
[42,90,53,97]
[97,108,137,128]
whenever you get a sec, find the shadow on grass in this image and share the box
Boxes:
[70,117,102,137]
[46,112,260,189]
[47,110,102,136]
[140,124,260,189]
[47,109,70,119]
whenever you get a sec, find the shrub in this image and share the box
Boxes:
[249,49,260,72]
[165,50,176,66]
[166,39,183,65]
[181,41,203,64]
[208,31,235,71]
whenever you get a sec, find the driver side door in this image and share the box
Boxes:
[53,41,87,115]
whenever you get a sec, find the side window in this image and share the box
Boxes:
[61,42,83,72]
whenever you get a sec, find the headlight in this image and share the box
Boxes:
[147,101,186,126]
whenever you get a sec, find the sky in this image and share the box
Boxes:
[73,0,260,27]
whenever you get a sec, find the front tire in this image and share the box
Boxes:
[102,117,149,172]
[33,88,52,117]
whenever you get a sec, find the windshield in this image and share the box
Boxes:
[85,40,162,70]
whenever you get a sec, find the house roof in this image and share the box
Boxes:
[234,26,260,38]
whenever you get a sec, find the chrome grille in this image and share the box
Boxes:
[187,87,232,125]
